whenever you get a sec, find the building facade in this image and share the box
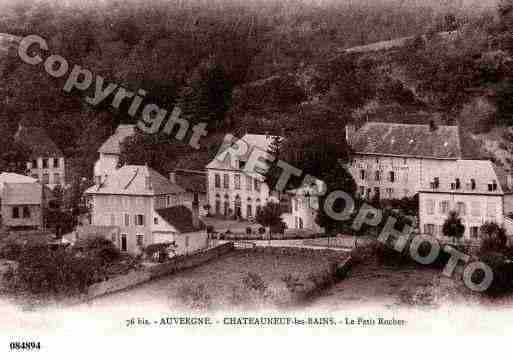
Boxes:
[418,160,513,242]
[283,180,325,233]
[85,165,207,255]
[346,122,489,200]
[1,182,46,230]
[15,123,66,189]
[205,134,277,219]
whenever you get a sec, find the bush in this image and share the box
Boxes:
[0,239,23,261]
[479,222,508,254]
[75,235,121,265]
[15,244,96,296]
[242,272,267,294]
[478,251,513,295]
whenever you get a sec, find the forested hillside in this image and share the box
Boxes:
[0,0,511,181]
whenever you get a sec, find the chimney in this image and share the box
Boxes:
[345,123,356,146]
[169,171,176,184]
[192,196,200,229]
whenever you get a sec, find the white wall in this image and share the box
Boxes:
[419,192,504,242]
[207,169,270,218]
[349,155,455,199]
[94,153,119,180]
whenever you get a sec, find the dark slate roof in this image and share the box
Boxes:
[349,122,487,159]
[14,125,63,158]
[156,206,205,233]
[172,170,207,193]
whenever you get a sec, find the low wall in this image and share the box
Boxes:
[83,243,235,301]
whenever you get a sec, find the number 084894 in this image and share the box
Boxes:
[9,342,41,350]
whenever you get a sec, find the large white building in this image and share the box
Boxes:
[94,124,135,182]
[419,160,513,242]
[346,121,489,200]
[205,134,278,219]
[84,165,207,255]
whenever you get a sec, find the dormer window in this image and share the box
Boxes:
[432,177,439,189]
[488,180,498,192]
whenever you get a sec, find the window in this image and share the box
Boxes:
[359,186,365,197]
[12,207,19,219]
[32,159,38,169]
[470,226,479,239]
[136,234,144,247]
[375,171,381,181]
[432,177,440,189]
[360,170,366,180]
[457,202,466,216]
[471,202,481,217]
[111,232,117,242]
[426,200,435,215]
[489,180,498,192]
[246,175,253,191]
[42,173,49,184]
[470,179,476,190]
[455,178,461,190]
[214,174,221,188]
[53,158,59,168]
[110,213,116,226]
[42,158,48,169]
[124,213,130,226]
[234,174,241,190]
[53,173,60,184]
[440,201,449,214]
[154,217,158,225]
[247,204,252,218]
[386,188,394,198]
[215,200,221,214]
[239,161,246,170]
[389,171,395,183]
[22,206,30,218]
[223,174,229,189]
[424,224,435,235]
[374,187,380,200]
[135,214,145,226]
[120,234,128,252]
[254,179,261,192]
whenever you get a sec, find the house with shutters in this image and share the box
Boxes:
[15,123,66,189]
[419,160,513,242]
[205,134,279,219]
[94,124,136,183]
[345,121,490,200]
[84,165,207,255]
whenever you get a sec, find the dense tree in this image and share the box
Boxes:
[442,211,466,243]
[256,201,286,239]
[480,222,508,254]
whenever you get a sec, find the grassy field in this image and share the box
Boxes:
[83,249,346,312]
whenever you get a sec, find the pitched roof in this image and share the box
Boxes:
[85,165,185,196]
[14,125,63,158]
[156,205,205,233]
[349,122,488,159]
[170,169,207,193]
[419,160,508,195]
[98,124,136,155]
[2,183,42,205]
[0,172,37,188]
[206,133,280,172]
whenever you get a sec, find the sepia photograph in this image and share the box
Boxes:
[0,0,511,356]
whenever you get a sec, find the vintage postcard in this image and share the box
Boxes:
[0,0,511,356]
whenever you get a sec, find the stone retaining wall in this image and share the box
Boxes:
[83,243,235,301]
